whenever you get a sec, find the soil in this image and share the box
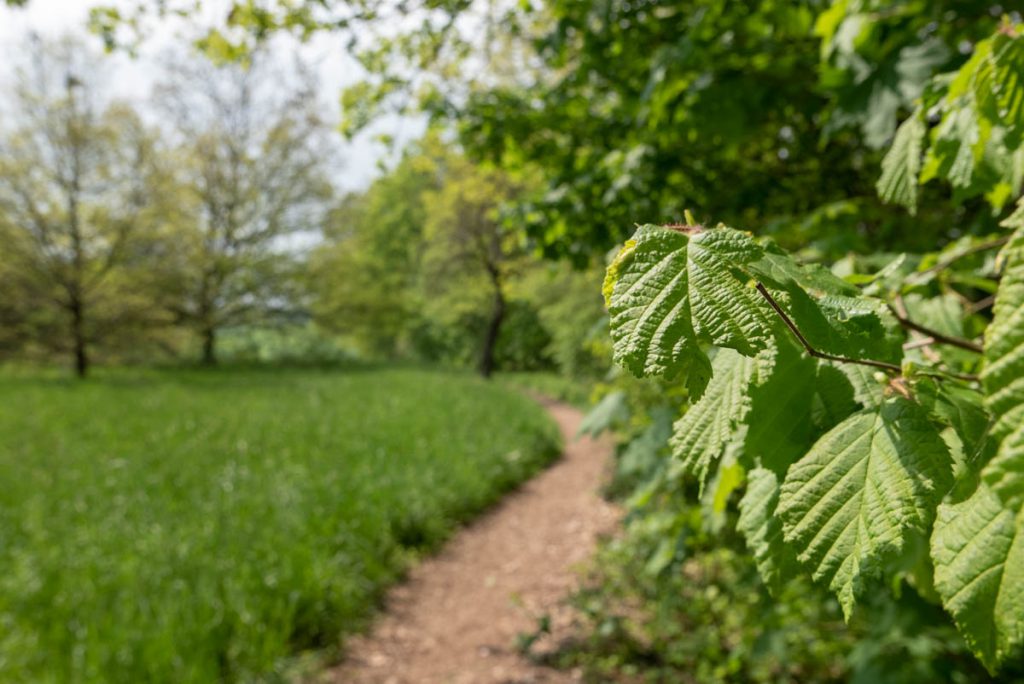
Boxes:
[324,397,620,684]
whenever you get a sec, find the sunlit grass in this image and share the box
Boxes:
[0,366,560,682]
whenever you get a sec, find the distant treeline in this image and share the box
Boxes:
[0,36,608,378]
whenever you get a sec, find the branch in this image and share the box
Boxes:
[968,294,996,314]
[906,236,1010,285]
[910,367,981,383]
[887,306,984,353]
[903,336,936,351]
[755,283,902,374]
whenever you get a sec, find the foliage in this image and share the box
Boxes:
[601,19,1024,669]
[603,210,1024,671]
[559,12,1024,681]
[309,136,444,358]
[310,135,606,378]
[150,50,335,365]
[0,367,560,682]
[552,499,1000,684]
[815,0,1000,150]
[90,0,1004,262]
[0,36,332,371]
[418,152,528,376]
[214,324,353,365]
[3,0,1023,679]
[878,21,1024,214]
[0,36,168,376]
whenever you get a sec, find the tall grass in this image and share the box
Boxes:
[0,367,560,682]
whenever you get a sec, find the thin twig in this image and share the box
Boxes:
[898,319,983,353]
[903,337,936,351]
[912,368,981,383]
[968,294,996,313]
[887,305,984,353]
[906,236,1010,285]
[754,283,903,373]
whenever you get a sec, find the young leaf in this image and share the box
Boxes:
[778,397,953,618]
[974,30,1024,142]
[604,225,771,383]
[877,109,926,214]
[931,485,1024,673]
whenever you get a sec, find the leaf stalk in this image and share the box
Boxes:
[754,283,902,373]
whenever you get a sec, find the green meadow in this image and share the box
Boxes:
[0,367,560,682]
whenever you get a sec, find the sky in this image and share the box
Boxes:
[0,0,426,192]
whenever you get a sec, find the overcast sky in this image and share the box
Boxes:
[0,0,425,192]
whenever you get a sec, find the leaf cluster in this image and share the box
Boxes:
[879,22,1024,215]
[604,217,1024,672]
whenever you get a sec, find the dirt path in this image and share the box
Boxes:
[325,398,620,684]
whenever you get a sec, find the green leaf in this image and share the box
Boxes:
[617,407,674,479]
[749,245,903,364]
[931,485,1024,672]
[915,379,992,465]
[747,241,859,296]
[838,363,886,409]
[738,467,801,596]
[983,227,1024,446]
[877,109,925,214]
[981,227,1024,511]
[604,225,770,384]
[924,103,984,191]
[743,340,818,473]
[577,391,629,438]
[606,224,903,384]
[781,287,903,364]
[903,292,966,339]
[984,425,1024,509]
[1002,197,1024,230]
[974,30,1024,142]
[778,397,953,618]
[669,348,764,491]
[811,364,859,431]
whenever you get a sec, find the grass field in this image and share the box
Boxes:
[0,366,560,682]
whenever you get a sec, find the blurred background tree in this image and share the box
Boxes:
[151,50,334,365]
[0,36,164,376]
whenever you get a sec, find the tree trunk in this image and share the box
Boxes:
[479,287,505,379]
[70,296,88,378]
[201,326,217,366]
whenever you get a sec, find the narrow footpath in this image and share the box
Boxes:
[327,398,620,684]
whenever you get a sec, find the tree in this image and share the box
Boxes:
[310,137,444,358]
[109,1,1001,261]
[0,36,160,376]
[420,156,523,377]
[153,51,334,364]
[311,136,542,376]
